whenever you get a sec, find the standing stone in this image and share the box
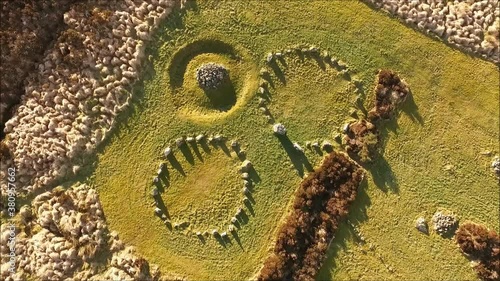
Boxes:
[151,187,159,197]
[195,134,205,143]
[293,142,304,152]
[273,123,287,136]
[164,147,172,158]
[241,160,252,172]
[176,137,185,147]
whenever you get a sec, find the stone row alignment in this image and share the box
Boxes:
[0,0,181,195]
[0,185,185,281]
[364,0,499,63]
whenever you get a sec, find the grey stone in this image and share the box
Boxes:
[151,187,159,197]
[273,123,287,136]
[175,137,185,147]
[293,142,304,152]
[415,217,428,234]
[241,160,252,172]
[195,134,205,143]
[163,147,172,158]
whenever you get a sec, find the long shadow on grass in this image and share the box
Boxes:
[179,144,195,165]
[363,155,399,194]
[168,154,186,176]
[277,135,314,177]
[316,179,371,280]
[269,62,286,85]
[400,90,424,125]
[189,142,204,162]
[231,231,244,249]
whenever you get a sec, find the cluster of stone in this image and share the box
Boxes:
[364,0,499,63]
[432,210,458,235]
[0,184,160,281]
[195,63,229,90]
[0,0,179,195]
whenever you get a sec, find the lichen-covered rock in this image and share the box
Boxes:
[415,217,428,234]
[432,210,458,236]
[195,63,229,90]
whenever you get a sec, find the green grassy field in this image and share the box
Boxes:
[85,1,499,280]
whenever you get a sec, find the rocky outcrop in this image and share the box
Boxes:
[0,0,179,195]
[364,0,499,63]
[0,184,163,281]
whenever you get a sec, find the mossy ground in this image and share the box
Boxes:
[79,0,499,280]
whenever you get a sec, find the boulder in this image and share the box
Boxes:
[415,217,428,234]
[175,137,185,147]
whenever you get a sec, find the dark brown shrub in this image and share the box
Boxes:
[258,152,364,281]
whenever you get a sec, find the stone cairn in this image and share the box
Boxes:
[432,210,458,236]
[0,185,170,281]
[364,0,499,63]
[195,63,229,90]
[152,134,257,242]
[0,0,179,196]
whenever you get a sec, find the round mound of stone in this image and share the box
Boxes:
[167,39,257,120]
[196,63,229,90]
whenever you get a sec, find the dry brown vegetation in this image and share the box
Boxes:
[343,119,379,163]
[344,69,410,163]
[0,0,84,138]
[367,69,410,121]
[455,222,500,281]
[258,152,364,281]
